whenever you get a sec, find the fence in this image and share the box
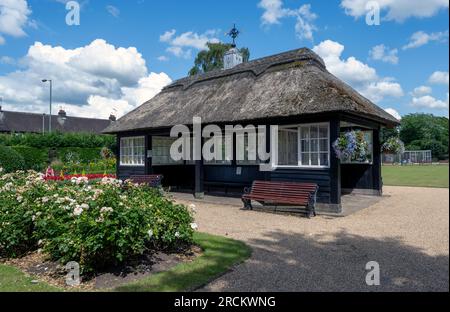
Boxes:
[382,150,432,165]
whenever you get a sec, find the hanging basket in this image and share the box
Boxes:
[382,137,405,155]
[333,130,371,163]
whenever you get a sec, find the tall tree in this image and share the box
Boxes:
[189,42,250,76]
[399,113,449,160]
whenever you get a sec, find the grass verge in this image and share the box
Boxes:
[382,164,449,188]
[0,232,251,292]
[114,232,251,292]
[0,264,59,292]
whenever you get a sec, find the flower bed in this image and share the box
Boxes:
[44,174,116,182]
[0,169,195,274]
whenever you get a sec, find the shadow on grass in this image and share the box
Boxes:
[114,232,251,292]
[201,230,449,292]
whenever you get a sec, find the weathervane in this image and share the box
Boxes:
[227,24,240,47]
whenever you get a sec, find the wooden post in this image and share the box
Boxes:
[145,135,153,175]
[194,159,204,199]
[329,118,341,208]
[372,127,382,195]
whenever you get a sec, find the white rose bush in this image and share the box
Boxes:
[0,170,195,274]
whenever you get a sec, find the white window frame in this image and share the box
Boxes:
[120,136,145,167]
[272,122,330,169]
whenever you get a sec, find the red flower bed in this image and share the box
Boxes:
[45,174,116,181]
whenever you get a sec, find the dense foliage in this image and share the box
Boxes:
[0,132,116,151]
[399,114,448,160]
[189,42,250,76]
[0,170,195,273]
[0,146,26,173]
[381,114,449,160]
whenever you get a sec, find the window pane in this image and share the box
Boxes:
[319,126,328,138]
[301,153,310,166]
[278,128,298,166]
[310,126,319,139]
[311,139,318,152]
[301,140,309,152]
[320,153,329,166]
[319,139,328,152]
[311,153,319,166]
[300,127,309,139]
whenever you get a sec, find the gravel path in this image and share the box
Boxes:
[175,186,449,292]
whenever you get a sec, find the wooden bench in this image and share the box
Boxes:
[242,181,319,217]
[129,175,164,188]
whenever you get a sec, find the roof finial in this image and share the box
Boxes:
[227,24,240,47]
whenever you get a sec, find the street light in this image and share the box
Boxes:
[42,79,53,133]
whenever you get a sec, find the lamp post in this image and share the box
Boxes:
[42,79,53,133]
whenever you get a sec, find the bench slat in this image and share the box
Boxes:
[242,180,318,217]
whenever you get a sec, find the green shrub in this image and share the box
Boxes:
[11,146,48,171]
[0,171,195,273]
[0,146,25,173]
[0,132,116,150]
[57,147,103,164]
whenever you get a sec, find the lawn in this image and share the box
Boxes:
[0,265,59,292]
[0,232,251,292]
[382,165,449,188]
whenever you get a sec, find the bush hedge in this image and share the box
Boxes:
[11,146,48,172]
[0,132,116,151]
[0,146,25,173]
[0,171,195,273]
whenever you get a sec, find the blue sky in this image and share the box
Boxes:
[0,0,448,119]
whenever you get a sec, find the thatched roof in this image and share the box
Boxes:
[104,48,399,134]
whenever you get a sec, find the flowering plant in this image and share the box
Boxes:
[333,130,371,163]
[0,169,195,273]
[382,137,405,154]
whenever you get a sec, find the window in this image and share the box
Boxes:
[152,136,184,166]
[120,136,145,166]
[204,136,232,165]
[274,123,329,168]
[236,133,262,165]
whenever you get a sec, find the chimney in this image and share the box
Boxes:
[109,114,116,122]
[58,109,67,117]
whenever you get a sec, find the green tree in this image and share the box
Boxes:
[399,113,449,160]
[189,42,250,76]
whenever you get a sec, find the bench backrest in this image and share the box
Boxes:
[251,180,318,197]
[129,175,163,186]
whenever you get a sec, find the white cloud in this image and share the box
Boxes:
[0,0,31,44]
[0,39,172,118]
[385,108,401,120]
[369,44,399,64]
[341,0,449,22]
[428,71,449,85]
[411,85,432,97]
[411,95,448,109]
[0,55,15,65]
[402,30,449,50]
[106,5,120,18]
[160,29,220,59]
[157,55,169,62]
[258,0,318,41]
[313,40,404,102]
